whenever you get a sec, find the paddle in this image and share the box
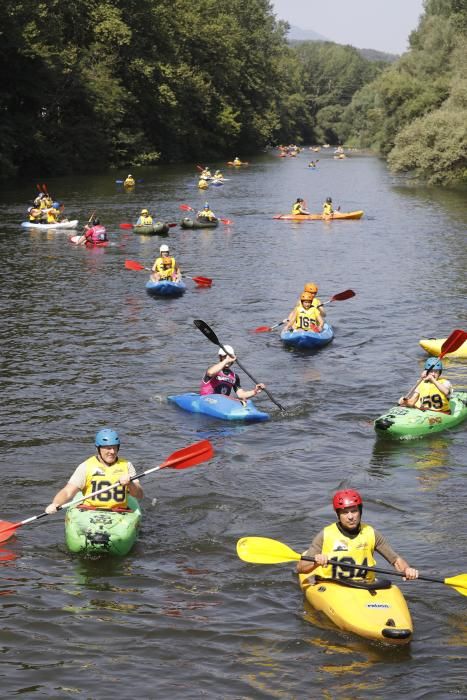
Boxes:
[253,289,356,333]
[193,319,285,411]
[179,204,233,226]
[124,259,212,287]
[236,537,467,596]
[403,329,467,401]
[0,440,214,544]
[115,179,144,184]
[119,223,177,230]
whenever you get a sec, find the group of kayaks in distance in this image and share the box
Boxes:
[11,147,466,647]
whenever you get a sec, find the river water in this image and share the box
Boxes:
[0,151,466,698]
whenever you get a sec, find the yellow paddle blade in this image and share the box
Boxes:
[444,574,467,595]
[236,537,301,564]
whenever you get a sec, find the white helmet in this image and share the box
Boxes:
[160,244,170,253]
[219,344,235,357]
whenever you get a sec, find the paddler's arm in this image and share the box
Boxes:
[205,356,234,377]
[45,482,80,514]
[236,383,265,401]
[375,530,418,580]
[284,308,297,332]
[296,532,325,573]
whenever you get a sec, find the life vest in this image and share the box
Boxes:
[81,455,131,509]
[198,180,209,189]
[29,208,42,222]
[314,522,376,581]
[46,208,59,223]
[416,378,451,413]
[85,225,107,243]
[292,203,306,215]
[154,256,176,279]
[293,304,321,331]
[200,368,238,396]
[139,215,153,225]
[322,203,334,216]
[124,177,135,186]
[197,210,215,221]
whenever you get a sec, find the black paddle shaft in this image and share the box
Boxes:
[193,319,285,411]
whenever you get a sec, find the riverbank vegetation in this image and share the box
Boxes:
[2,0,465,185]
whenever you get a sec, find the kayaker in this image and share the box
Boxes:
[136,209,153,225]
[200,167,211,179]
[322,197,334,216]
[197,178,209,189]
[124,174,135,187]
[282,283,326,327]
[296,490,419,582]
[196,202,217,222]
[213,169,224,180]
[27,206,42,223]
[45,429,143,514]
[233,157,241,165]
[76,217,108,245]
[200,345,265,402]
[46,204,61,224]
[283,291,324,333]
[151,243,181,282]
[398,358,453,413]
[291,198,310,215]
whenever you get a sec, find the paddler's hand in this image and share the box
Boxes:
[313,553,329,567]
[45,503,60,514]
[403,567,419,580]
[119,475,130,487]
[253,383,265,395]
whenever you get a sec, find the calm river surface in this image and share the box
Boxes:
[0,151,466,699]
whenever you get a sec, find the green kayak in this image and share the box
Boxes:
[133,223,169,235]
[65,495,142,555]
[374,391,467,440]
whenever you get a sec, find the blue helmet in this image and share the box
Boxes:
[204,202,209,208]
[95,428,120,447]
[52,201,61,208]
[424,357,442,372]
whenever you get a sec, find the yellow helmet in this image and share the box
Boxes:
[141,209,149,214]
[300,292,314,303]
[304,282,318,294]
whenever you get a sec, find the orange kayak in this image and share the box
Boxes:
[273,211,364,221]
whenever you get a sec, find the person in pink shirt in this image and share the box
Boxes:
[200,345,265,402]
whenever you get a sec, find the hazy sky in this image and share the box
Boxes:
[271,0,425,55]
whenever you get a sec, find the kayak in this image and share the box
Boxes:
[168,392,270,422]
[180,217,219,230]
[133,223,170,235]
[280,323,334,349]
[419,337,467,358]
[21,219,79,230]
[273,211,364,221]
[65,495,142,556]
[299,573,413,645]
[70,235,109,247]
[374,391,467,440]
[227,161,249,166]
[145,279,186,297]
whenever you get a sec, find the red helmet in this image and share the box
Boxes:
[333,489,362,511]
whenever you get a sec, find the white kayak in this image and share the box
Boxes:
[21,220,79,230]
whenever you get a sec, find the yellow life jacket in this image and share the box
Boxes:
[292,203,306,215]
[46,208,59,223]
[124,177,135,186]
[314,522,376,581]
[198,179,208,189]
[154,256,176,279]
[323,203,333,216]
[81,455,131,509]
[293,304,320,331]
[416,378,451,412]
[140,215,153,225]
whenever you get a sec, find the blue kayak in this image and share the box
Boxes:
[280,322,334,349]
[145,280,186,297]
[168,393,270,422]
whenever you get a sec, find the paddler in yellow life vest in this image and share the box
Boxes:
[213,169,224,181]
[291,198,310,215]
[198,178,209,189]
[124,174,135,187]
[322,197,334,217]
[151,243,181,282]
[296,490,419,583]
[200,167,211,179]
[27,206,42,223]
[45,429,143,514]
[398,357,453,413]
[284,283,326,326]
[233,157,241,165]
[197,202,217,222]
[284,291,324,333]
[136,209,153,226]
[46,201,62,224]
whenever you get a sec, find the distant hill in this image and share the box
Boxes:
[285,25,399,63]
[286,25,328,42]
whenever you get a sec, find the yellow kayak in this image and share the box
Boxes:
[298,573,413,645]
[419,337,467,358]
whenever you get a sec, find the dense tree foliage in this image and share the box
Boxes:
[1,0,385,180]
[342,0,467,185]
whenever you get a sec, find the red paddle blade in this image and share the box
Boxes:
[220,218,233,225]
[42,183,48,194]
[196,165,204,171]
[179,204,193,211]
[192,277,212,287]
[331,289,355,302]
[124,260,145,271]
[0,521,20,543]
[119,223,134,230]
[254,326,273,333]
[440,329,467,357]
[168,223,178,228]
[160,440,214,470]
